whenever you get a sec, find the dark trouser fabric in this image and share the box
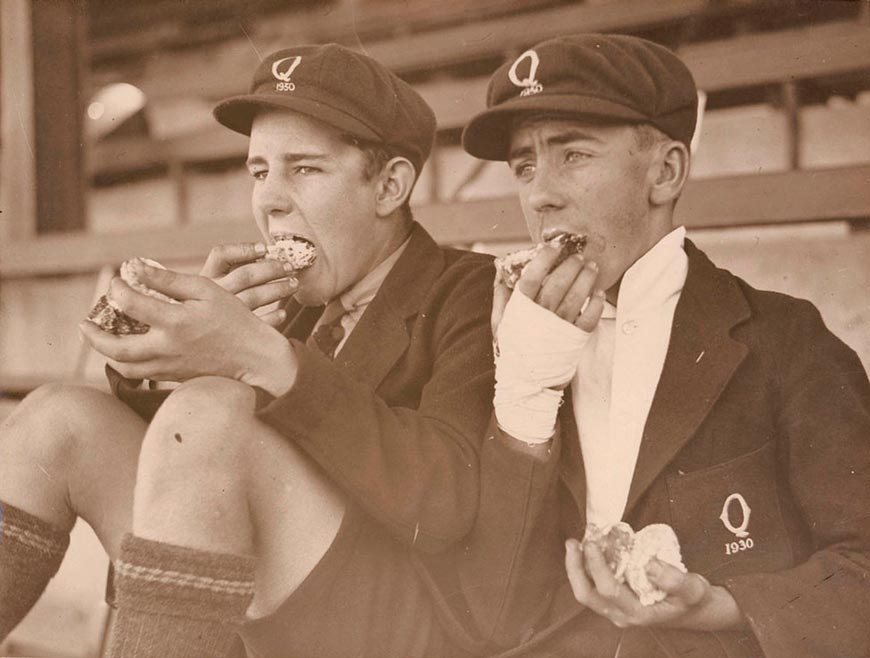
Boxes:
[240,505,467,658]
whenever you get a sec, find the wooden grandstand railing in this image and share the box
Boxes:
[2,165,869,279]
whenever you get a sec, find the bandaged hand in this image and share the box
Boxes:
[492,247,604,443]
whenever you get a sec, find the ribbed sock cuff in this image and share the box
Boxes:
[114,533,256,623]
[0,502,70,574]
[0,502,71,642]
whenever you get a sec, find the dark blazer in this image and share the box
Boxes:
[458,241,870,658]
[108,222,497,590]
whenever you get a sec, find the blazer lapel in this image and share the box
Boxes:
[333,223,445,391]
[623,241,751,516]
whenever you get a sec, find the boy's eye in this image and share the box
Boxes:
[250,169,267,181]
[295,166,320,175]
[565,151,590,163]
[512,163,535,180]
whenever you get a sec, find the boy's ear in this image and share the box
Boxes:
[649,141,690,206]
[375,157,416,217]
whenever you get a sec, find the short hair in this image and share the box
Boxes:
[341,135,414,223]
[510,113,671,152]
[633,123,671,151]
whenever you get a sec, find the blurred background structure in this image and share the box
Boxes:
[1,0,869,655]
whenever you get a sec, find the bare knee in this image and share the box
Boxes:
[153,376,256,427]
[136,377,256,494]
[0,383,115,473]
[144,376,255,452]
[0,383,136,532]
[134,377,257,549]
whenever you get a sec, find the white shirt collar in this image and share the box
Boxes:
[600,226,687,320]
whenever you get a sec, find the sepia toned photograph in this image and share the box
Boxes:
[1,0,869,656]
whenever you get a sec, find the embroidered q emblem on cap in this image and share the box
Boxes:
[508,49,543,97]
[272,55,302,92]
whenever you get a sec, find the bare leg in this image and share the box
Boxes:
[0,383,145,640]
[108,376,345,657]
[0,383,145,558]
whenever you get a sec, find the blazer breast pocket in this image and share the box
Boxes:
[665,441,793,581]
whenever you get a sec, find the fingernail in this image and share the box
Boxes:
[277,309,287,320]
[283,263,296,273]
[595,289,606,299]
[587,261,598,271]
[646,559,663,579]
[286,277,299,287]
[255,243,267,255]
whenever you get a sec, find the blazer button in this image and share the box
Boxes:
[622,320,639,335]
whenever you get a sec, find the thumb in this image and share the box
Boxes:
[647,559,709,606]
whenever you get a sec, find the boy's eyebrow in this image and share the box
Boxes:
[508,129,605,161]
[507,144,533,162]
[246,153,330,167]
[547,129,605,146]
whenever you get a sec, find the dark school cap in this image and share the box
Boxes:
[214,43,437,174]
[462,34,698,160]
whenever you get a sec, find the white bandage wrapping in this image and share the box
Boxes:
[494,290,591,443]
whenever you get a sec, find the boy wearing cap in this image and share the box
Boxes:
[0,44,496,657]
[457,34,870,658]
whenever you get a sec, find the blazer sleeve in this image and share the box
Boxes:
[254,259,495,553]
[457,415,566,649]
[722,300,870,658]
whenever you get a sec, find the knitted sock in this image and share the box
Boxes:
[108,533,255,658]
[0,501,70,641]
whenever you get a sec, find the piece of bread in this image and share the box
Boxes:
[85,257,175,335]
[583,522,686,606]
[495,232,587,289]
[264,234,317,272]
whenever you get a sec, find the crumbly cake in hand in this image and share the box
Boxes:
[265,234,317,272]
[86,257,176,335]
[495,232,587,289]
[582,521,686,606]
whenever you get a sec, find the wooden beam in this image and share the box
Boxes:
[88,0,560,63]
[112,0,755,103]
[367,0,753,75]
[0,0,37,241]
[89,128,248,178]
[683,19,870,92]
[85,19,870,178]
[675,166,870,228]
[0,221,260,278]
[31,0,87,233]
[3,165,868,278]
[424,166,870,241]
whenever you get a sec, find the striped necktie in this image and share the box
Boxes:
[306,302,346,359]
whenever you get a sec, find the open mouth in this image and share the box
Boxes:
[265,234,317,272]
[544,231,587,256]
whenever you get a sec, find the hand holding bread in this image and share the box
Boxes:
[565,522,746,631]
[86,237,316,336]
